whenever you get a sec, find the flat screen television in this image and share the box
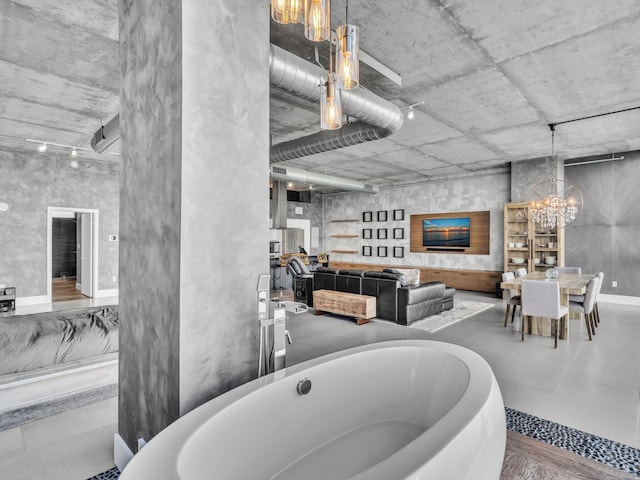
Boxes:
[423,217,471,247]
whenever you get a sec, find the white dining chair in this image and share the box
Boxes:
[521,279,568,348]
[502,272,521,327]
[555,267,582,274]
[569,272,603,328]
[593,272,604,326]
[515,267,528,278]
[568,275,599,341]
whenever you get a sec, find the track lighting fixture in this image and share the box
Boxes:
[26,138,119,156]
[400,101,424,120]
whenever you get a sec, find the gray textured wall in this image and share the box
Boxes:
[286,194,324,254]
[322,171,510,271]
[510,156,563,203]
[0,150,119,296]
[118,0,269,451]
[565,151,640,296]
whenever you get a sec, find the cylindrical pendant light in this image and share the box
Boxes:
[336,24,359,89]
[304,0,330,42]
[271,0,302,25]
[321,73,342,130]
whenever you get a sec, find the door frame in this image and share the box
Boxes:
[47,206,99,302]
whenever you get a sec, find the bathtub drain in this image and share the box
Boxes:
[297,377,312,395]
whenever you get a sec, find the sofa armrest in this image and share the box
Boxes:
[397,282,446,325]
[398,281,445,305]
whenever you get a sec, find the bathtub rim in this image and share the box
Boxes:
[119,340,504,480]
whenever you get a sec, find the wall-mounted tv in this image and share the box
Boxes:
[410,211,489,255]
[422,217,471,247]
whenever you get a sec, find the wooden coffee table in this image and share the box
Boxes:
[313,289,376,325]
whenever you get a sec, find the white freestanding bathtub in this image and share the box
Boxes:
[120,340,506,480]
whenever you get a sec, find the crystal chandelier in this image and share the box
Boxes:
[527,125,583,229]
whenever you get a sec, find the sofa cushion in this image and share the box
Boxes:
[335,270,364,294]
[362,276,399,322]
[316,267,339,274]
[337,269,365,277]
[313,270,337,291]
[383,268,421,286]
[363,271,405,282]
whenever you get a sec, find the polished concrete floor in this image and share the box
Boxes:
[0,291,638,479]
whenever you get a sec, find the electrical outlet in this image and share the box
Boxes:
[112,276,117,282]
[108,235,118,241]
[612,280,617,288]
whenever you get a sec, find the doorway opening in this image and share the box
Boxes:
[47,207,99,303]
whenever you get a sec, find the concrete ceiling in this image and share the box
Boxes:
[2,0,640,187]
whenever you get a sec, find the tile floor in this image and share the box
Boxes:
[0,291,638,479]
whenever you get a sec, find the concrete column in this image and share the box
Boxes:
[510,156,564,202]
[118,0,269,453]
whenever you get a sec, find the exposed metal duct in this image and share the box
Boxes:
[90,113,120,153]
[270,165,378,193]
[269,44,404,163]
[90,45,403,171]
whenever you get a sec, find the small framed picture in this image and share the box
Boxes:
[363,211,373,222]
[377,228,388,239]
[393,209,405,221]
[393,228,404,239]
[362,228,372,239]
[393,246,404,258]
[362,245,372,257]
[377,246,388,257]
[377,210,388,222]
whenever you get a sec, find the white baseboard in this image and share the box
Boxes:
[598,293,640,306]
[95,288,119,298]
[114,432,135,472]
[15,295,49,307]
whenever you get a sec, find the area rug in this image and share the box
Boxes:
[0,382,117,432]
[406,300,494,333]
[86,408,640,480]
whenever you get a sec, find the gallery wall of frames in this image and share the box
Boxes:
[361,208,406,258]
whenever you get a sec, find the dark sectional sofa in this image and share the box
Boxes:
[312,267,455,325]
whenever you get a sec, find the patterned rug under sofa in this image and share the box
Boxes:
[372,299,495,333]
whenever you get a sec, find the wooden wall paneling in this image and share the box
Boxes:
[409,210,490,255]
[329,261,501,293]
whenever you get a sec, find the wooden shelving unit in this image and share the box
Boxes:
[328,219,360,257]
[504,202,565,274]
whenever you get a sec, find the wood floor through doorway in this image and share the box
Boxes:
[52,277,87,302]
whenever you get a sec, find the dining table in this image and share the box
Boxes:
[500,271,594,339]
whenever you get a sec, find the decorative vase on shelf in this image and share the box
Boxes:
[545,267,559,280]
